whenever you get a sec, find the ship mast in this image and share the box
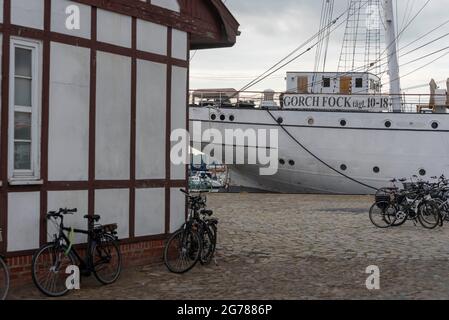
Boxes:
[384,0,402,112]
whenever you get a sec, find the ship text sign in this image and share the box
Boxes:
[283,94,390,111]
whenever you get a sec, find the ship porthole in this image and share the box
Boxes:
[340,164,347,171]
[431,121,439,129]
[277,117,283,124]
[307,117,314,125]
[289,160,295,166]
[229,115,235,122]
[373,166,380,173]
[210,114,216,120]
[340,119,347,127]
[220,114,226,121]
[419,169,426,176]
[384,120,392,128]
[279,159,285,165]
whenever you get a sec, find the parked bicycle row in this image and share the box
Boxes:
[0,189,217,300]
[369,175,449,229]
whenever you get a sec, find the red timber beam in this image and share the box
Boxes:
[72,0,240,49]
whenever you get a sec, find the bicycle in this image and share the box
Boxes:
[164,190,218,274]
[427,175,449,226]
[392,189,439,229]
[0,228,9,300]
[31,208,122,297]
[369,179,401,228]
[369,177,440,229]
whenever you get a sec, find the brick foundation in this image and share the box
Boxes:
[6,238,167,287]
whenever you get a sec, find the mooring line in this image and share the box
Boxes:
[265,109,379,191]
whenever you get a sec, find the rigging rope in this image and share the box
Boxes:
[400,18,449,52]
[378,49,449,90]
[314,0,335,73]
[367,0,433,73]
[298,20,449,93]
[322,0,335,72]
[204,0,438,96]
[265,109,379,192]
[238,1,370,92]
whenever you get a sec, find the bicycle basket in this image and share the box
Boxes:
[375,189,392,203]
[96,223,118,235]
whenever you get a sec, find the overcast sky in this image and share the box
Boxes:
[190,0,449,94]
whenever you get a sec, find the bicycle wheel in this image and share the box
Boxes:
[32,243,76,297]
[432,199,445,226]
[0,257,9,300]
[369,201,396,228]
[91,234,122,285]
[200,223,215,265]
[418,201,440,229]
[208,222,218,253]
[390,206,408,227]
[164,228,202,274]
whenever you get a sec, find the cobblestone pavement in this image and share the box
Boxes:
[10,194,449,300]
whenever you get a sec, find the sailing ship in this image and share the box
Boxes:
[190,0,449,194]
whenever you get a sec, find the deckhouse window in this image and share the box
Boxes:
[9,39,41,181]
[323,77,331,88]
[355,78,363,88]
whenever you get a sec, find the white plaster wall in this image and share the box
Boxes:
[96,51,131,180]
[137,19,167,56]
[95,189,129,239]
[47,190,88,244]
[136,60,166,180]
[11,0,45,30]
[97,9,131,48]
[49,42,90,181]
[135,188,165,237]
[51,0,91,39]
[152,0,180,13]
[170,66,188,180]
[7,192,40,252]
[172,29,187,61]
[170,188,185,232]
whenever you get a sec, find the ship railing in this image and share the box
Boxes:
[189,90,449,114]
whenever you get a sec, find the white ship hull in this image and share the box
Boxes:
[190,106,449,194]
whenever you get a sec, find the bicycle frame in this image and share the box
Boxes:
[436,199,449,217]
[396,191,430,220]
[51,217,101,273]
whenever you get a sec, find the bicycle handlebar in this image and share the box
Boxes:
[47,208,77,219]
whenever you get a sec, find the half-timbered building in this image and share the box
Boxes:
[0,0,239,281]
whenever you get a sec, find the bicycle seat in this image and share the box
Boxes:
[84,215,101,222]
[201,210,213,216]
[207,217,219,224]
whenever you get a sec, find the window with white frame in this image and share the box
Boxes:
[9,38,41,181]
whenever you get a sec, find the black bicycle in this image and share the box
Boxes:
[164,190,218,274]
[370,178,440,229]
[0,229,9,300]
[31,208,122,297]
